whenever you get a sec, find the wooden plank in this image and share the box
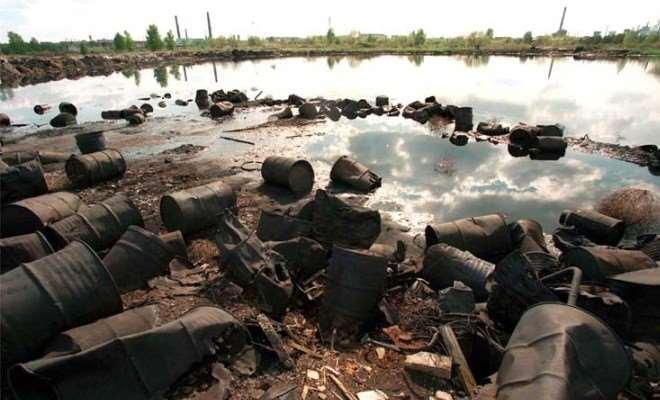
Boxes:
[439,324,477,399]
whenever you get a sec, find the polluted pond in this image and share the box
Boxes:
[1,83,659,400]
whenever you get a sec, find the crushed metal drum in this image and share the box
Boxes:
[561,246,657,282]
[159,230,188,259]
[559,209,625,246]
[65,149,126,187]
[1,191,83,237]
[266,236,328,283]
[8,306,249,400]
[261,156,315,195]
[0,231,55,274]
[160,180,237,235]
[256,209,313,242]
[0,160,48,203]
[330,155,382,192]
[42,305,159,358]
[74,131,106,154]
[50,112,77,128]
[497,303,631,400]
[421,243,495,301]
[43,193,143,252]
[425,213,512,262]
[103,226,175,293]
[509,219,549,253]
[1,241,122,369]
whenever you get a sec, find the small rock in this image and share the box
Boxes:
[404,352,452,379]
[298,102,318,119]
[306,369,320,380]
[318,394,327,400]
[376,347,386,359]
[357,390,389,400]
[434,391,453,400]
[158,101,167,108]
[175,99,188,106]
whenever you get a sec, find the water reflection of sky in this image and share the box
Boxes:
[1,55,660,145]
[306,118,658,233]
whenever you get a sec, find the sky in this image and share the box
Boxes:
[0,0,659,42]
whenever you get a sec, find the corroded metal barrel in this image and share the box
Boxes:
[560,246,656,282]
[75,131,106,154]
[559,209,625,246]
[425,213,512,262]
[0,160,48,203]
[0,231,55,273]
[65,149,126,187]
[509,219,549,253]
[159,231,188,259]
[58,102,78,116]
[160,181,237,235]
[1,191,83,237]
[1,241,122,369]
[261,156,315,195]
[0,151,39,166]
[103,226,175,293]
[509,124,542,147]
[330,155,382,192]
[323,246,387,322]
[453,106,473,132]
[43,194,143,252]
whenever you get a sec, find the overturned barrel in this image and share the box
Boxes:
[8,306,249,400]
[322,246,387,326]
[425,213,512,262]
[559,209,625,246]
[160,181,237,235]
[0,232,55,274]
[509,219,549,254]
[1,151,39,166]
[58,102,78,116]
[509,124,542,147]
[262,156,315,195]
[103,226,174,293]
[42,305,159,359]
[1,191,83,237]
[65,149,126,187]
[0,160,48,203]
[421,243,495,301]
[257,209,313,242]
[43,194,143,252]
[528,137,567,160]
[159,231,188,259]
[49,112,77,128]
[497,303,630,400]
[1,241,122,369]
[1,112,11,126]
[560,246,656,282]
[330,155,382,192]
[74,131,106,154]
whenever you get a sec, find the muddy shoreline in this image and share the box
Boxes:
[0,46,654,87]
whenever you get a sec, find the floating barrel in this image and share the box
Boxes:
[0,112,10,126]
[42,305,159,359]
[195,89,210,109]
[74,131,106,154]
[8,307,248,400]
[323,246,387,323]
[421,243,495,301]
[560,246,656,282]
[33,104,50,115]
[159,231,188,259]
[425,213,512,262]
[330,155,382,192]
[1,151,39,166]
[261,156,315,195]
[1,191,83,237]
[50,112,77,128]
[529,137,567,160]
[559,209,625,246]
[1,241,122,369]
[103,226,174,293]
[43,194,143,252]
[0,232,55,274]
[65,149,126,187]
[0,160,48,203]
[160,181,237,235]
[58,102,78,116]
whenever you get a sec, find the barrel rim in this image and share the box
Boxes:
[159,194,184,232]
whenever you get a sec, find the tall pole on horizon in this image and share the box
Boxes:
[175,16,181,40]
[207,11,213,39]
[558,6,567,33]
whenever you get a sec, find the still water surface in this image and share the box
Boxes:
[1,55,658,233]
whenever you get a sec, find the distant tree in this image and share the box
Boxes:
[623,29,639,46]
[523,31,533,44]
[29,37,40,52]
[124,31,135,51]
[80,41,89,55]
[145,24,164,51]
[326,28,336,44]
[414,29,426,46]
[367,34,376,44]
[165,30,176,50]
[247,36,262,46]
[113,32,127,51]
[592,31,602,44]
[467,32,486,49]
[486,28,494,39]
[7,31,27,54]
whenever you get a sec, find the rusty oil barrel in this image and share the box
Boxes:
[0,231,55,274]
[0,160,48,203]
[43,193,143,252]
[323,246,388,322]
[509,124,542,147]
[330,155,382,192]
[559,209,625,246]
[65,149,126,187]
[261,156,315,195]
[74,131,106,154]
[0,151,40,166]
[560,246,656,282]
[160,181,237,235]
[195,89,210,109]
[58,102,78,116]
[103,226,175,293]
[425,213,512,262]
[509,219,549,254]
[159,231,188,259]
[1,191,83,237]
[453,106,473,132]
[0,241,122,369]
